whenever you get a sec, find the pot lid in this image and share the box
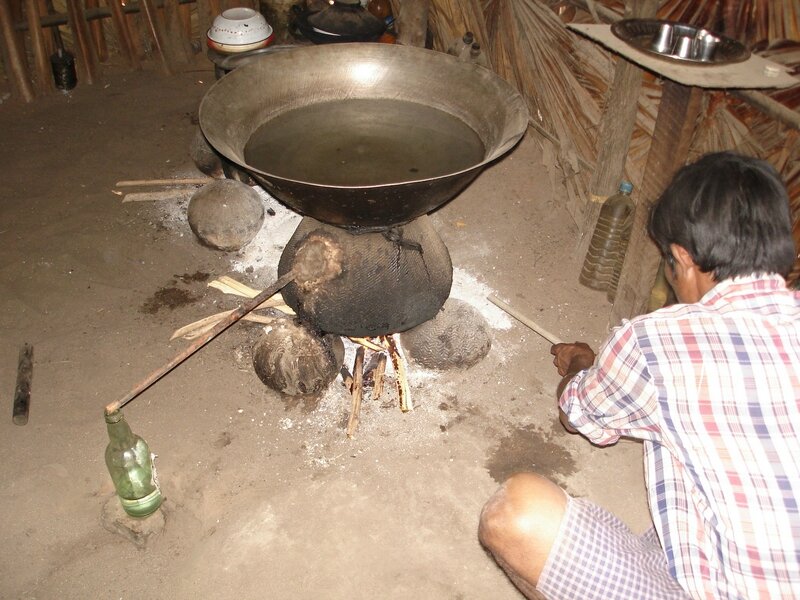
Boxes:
[306,0,385,37]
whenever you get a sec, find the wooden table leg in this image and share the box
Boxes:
[610,79,703,322]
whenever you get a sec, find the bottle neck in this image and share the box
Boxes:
[105,411,136,446]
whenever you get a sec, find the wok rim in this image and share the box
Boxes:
[199,43,529,191]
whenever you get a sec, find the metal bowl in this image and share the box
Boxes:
[199,43,529,228]
[611,19,750,66]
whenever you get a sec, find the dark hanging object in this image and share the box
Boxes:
[50,48,77,90]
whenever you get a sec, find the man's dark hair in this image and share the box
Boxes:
[648,151,796,280]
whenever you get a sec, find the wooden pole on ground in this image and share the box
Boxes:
[610,80,703,322]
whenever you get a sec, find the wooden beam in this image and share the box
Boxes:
[610,80,703,322]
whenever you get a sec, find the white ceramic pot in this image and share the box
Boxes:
[207,7,274,54]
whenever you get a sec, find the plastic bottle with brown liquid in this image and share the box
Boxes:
[579,181,634,300]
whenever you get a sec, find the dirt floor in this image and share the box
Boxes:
[0,54,650,599]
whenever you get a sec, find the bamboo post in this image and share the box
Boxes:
[35,0,55,55]
[139,0,172,74]
[84,0,107,61]
[396,0,428,47]
[105,0,140,69]
[65,0,97,84]
[610,80,703,322]
[162,0,192,65]
[0,0,35,101]
[24,0,54,93]
[575,0,659,266]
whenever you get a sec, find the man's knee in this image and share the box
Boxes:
[479,472,567,565]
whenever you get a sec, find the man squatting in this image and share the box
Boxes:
[479,152,800,598]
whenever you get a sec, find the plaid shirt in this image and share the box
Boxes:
[561,275,800,598]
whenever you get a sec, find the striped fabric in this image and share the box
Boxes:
[537,497,689,599]
[561,275,800,598]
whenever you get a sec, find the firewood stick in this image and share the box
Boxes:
[487,294,564,345]
[340,365,353,392]
[386,334,412,412]
[208,277,293,313]
[346,346,365,438]
[348,337,385,352]
[170,309,286,341]
[372,353,387,401]
[104,270,296,415]
[121,190,194,202]
[209,276,261,298]
[115,178,212,187]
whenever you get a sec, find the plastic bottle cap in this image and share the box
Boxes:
[619,181,633,194]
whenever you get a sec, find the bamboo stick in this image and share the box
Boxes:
[115,178,211,187]
[24,0,54,93]
[487,294,564,345]
[139,0,171,74]
[65,0,97,84]
[105,0,140,69]
[84,0,107,61]
[0,0,35,102]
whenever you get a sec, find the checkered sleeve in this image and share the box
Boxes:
[560,320,662,446]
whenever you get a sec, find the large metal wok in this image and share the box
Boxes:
[199,43,529,228]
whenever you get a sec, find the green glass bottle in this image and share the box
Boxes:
[104,410,163,518]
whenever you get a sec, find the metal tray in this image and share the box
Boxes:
[611,19,750,66]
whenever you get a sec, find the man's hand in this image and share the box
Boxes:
[550,342,596,376]
[551,342,595,435]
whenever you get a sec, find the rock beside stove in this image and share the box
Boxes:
[188,179,264,251]
[400,298,491,370]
